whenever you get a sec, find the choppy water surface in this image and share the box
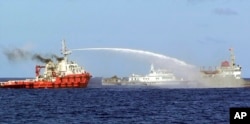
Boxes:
[1,86,250,124]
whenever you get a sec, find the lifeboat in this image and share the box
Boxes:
[0,40,92,89]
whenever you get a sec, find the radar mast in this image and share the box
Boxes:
[61,39,72,62]
[229,48,235,67]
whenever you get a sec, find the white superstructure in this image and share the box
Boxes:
[128,64,183,85]
[35,40,88,81]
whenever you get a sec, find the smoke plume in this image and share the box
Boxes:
[2,48,62,63]
[32,54,52,63]
[3,48,32,62]
[51,54,64,61]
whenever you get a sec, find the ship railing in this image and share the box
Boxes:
[4,79,36,83]
[0,81,14,85]
[24,79,36,81]
[0,82,5,85]
[200,66,218,71]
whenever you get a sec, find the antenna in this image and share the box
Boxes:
[61,39,72,57]
[150,63,154,72]
[229,48,235,67]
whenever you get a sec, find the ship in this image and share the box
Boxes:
[127,64,184,85]
[200,48,242,79]
[0,40,92,89]
[102,75,128,85]
[102,75,122,85]
[101,64,184,86]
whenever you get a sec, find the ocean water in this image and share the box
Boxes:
[0,78,250,124]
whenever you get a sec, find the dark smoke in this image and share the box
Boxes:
[2,47,64,64]
[51,54,64,61]
[32,54,52,63]
[3,48,31,61]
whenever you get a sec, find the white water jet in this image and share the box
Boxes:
[72,48,201,81]
[72,47,246,88]
[73,48,193,67]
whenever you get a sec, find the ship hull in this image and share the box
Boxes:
[0,73,91,89]
[126,80,185,86]
[102,80,186,86]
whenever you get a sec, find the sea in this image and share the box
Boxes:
[0,77,250,124]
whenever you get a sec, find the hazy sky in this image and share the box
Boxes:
[1,0,250,78]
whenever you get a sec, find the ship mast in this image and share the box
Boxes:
[61,39,72,62]
[229,48,235,67]
[150,64,155,73]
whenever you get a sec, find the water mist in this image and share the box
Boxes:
[72,47,245,88]
[72,48,204,86]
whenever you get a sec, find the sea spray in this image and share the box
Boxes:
[72,47,245,88]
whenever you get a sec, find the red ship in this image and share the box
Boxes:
[0,40,92,89]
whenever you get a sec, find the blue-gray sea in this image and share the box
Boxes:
[0,77,250,124]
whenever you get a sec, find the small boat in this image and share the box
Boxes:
[102,75,123,85]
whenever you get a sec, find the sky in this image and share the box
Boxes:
[1,0,250,78]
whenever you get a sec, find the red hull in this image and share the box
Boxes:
[0,73,91,89]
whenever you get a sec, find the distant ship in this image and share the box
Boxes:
[0,40,92,89]
[102,75,123,85]
[127,64,184,85]
[200,48,242,79]
[101,64,184,86]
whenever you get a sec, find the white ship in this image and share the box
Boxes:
[128,64,184,85]
[200,48,242,79]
